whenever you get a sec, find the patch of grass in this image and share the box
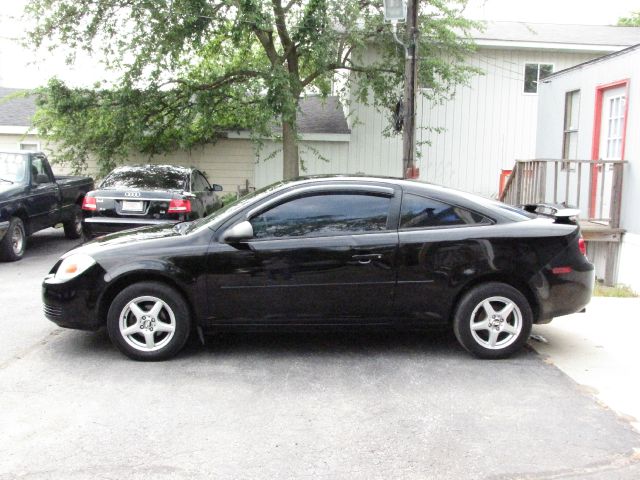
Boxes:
[220,192,239,206]
[593,283,638,298]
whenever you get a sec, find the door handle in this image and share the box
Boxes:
[352,253,383,264]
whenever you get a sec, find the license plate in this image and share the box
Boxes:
[121,200,143,212]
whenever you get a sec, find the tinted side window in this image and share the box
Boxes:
[400,193,488,229]
[251,193,391,239]
[192,172,209,192]
[31,157,53,184]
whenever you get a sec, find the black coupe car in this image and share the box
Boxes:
[43,176,594,361]
[81,164,223,237]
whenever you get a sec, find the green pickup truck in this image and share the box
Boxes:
[0,151,94,261]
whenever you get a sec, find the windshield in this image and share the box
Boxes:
[100,165,188,190]
[186,180,287,233]
[0,153,27,184]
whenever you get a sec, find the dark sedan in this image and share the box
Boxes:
[81,164,223,237]
[43,176,594,361]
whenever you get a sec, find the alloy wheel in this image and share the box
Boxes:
[469,296,523,350]
[119,296,176,352]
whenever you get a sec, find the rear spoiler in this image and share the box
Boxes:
[518,203,580,225]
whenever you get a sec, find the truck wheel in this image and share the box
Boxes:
[0,217,26,262]
[63,205,83,240]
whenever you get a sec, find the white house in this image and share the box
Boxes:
[2,22,640,197]
[533,44,640,291]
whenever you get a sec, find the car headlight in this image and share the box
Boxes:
[55,253,96,281]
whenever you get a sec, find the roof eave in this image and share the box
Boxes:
[475,39,626,53]
[227,131,351,142]
[0,125,34,135]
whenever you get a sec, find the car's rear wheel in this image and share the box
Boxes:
[453,282,532,359]
[107,282,191,361]
[63,204,83,239]
[0,217,26,262]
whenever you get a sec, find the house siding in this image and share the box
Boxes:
[254,139,352,188]
[0,135,257,195]
[345,48,598,197]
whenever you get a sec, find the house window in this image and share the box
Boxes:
[19,142,40,151]
[524,63,553,94]
[562,90,580,169]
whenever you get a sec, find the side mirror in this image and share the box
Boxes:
[210,184,223,192]
[220,220,253,243]
[34,174,51,185]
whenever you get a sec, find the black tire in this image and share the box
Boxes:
[453,282,533,359]
[63,204,83,240]
[107,281,192,361]
[0,217,26,262]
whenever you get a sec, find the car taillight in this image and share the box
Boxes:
[578,236,587,256]
[168,199,191,213]
[82,197,97,211]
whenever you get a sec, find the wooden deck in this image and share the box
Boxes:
[500,159,627,285]
[579,221,624,243]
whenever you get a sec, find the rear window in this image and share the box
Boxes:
[400,194,490,229]
[100,165,188,190]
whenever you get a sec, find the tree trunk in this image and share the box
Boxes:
[282,114,299,180]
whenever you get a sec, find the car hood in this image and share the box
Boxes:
[0,183,24,200]
[63,223,184,259]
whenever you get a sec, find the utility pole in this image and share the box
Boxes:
[384,0,420,179]
[401,0,419,179]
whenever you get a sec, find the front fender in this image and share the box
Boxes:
[99,259,200,321]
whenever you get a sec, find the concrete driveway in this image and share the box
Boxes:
[1,228,639,479]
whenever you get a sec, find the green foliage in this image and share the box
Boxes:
[220,192,240,206]
[618,11,640,26]
[26,0,480,175]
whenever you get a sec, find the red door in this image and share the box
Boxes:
[590,80,629,218]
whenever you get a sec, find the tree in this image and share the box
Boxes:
[27,0,478,177]
[618,11,640,26]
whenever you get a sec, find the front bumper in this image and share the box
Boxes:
[0,220,9,241]
[42,264,106,331]
[82,217,176,238]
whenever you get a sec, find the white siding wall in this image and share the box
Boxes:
[254,139,352,188]
[0,133,41,151]
[535,47,640,291]
[0,135,256,194]
[347,47,598,197]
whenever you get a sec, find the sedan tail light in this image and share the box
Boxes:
[168,199,191,213]
[578,236,587,256]
[82,196,97,211]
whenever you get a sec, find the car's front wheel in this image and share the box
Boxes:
[107,282,191,361]
[453,282,533,359]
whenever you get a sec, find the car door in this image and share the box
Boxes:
[205,183,400,324]
[27,155,61,231]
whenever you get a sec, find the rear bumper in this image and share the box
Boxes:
[0,220,8,241]
[82,217,177,238]
[533,263,595,323]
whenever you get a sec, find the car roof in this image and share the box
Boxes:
[274,175,526,222]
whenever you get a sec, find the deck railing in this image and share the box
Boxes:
[499,159,625,229]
